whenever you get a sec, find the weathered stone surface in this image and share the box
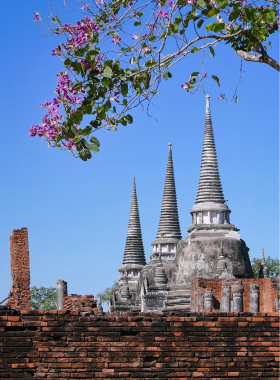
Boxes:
[111,96,254,314]
[249,283,259,313]
[56,279,67,311]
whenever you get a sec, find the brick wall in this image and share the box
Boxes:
[63,294,98,313]
[191,278,278,313]
[5,228,31,310]
[0,308,278,379]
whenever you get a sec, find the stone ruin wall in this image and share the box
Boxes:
[191,278,279,313]
[0,308,279,379]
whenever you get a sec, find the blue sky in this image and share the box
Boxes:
[0,0,278,304]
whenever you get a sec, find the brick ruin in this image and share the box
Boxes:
[1,227,279,379]
[5,228,31,311]
[191,278,279,314]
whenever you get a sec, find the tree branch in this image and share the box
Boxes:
[235,50,280,71]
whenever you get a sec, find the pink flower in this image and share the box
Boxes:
[81,3,89,10]
[109,15,115,22]
[34,12,41,21]
[139,46,151,54]
[218,93,224,101]
[167,0,175,7]
[147,22,155,29]
[156,9,169,19]
[132,33,139,40]
[181,81,190,91]
[96,0,105,5]
[96,53,102,62]
[203,72,207,78]
[52,45,62,56]
[112,35,121,44]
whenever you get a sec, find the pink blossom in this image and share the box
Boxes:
[81,3,89,10]
[96,53,102,62]
[181,81,190,91]
[167,0,175,7]
[218,93,224,101]
[132,33,139,40]
[156,9,169,19]
[203,72,207,78]
[112,35,121,44]
[34,12,41,21]
[139,46,151,54]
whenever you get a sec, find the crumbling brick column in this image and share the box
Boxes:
[6,228,31,310]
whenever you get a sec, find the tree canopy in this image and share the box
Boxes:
[251,256,280,278]
[97,281,118,304]
[30,286,57,310]
[30,0,279,160]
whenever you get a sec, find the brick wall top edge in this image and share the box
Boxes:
[0,306,279,318]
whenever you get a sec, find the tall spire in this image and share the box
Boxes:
[195,95,225,204]
[122,178,146,266]
[156,143,181,239]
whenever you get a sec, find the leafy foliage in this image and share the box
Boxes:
[251,256,280,278]
[97,281,118,304]
[30,0,279,159]
[30,286,57,310]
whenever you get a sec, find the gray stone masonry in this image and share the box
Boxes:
[156,143,181,240]
[249,283,259,313]
[195,95,224,204]
[56,279,67,311]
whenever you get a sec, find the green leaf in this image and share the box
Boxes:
[235,96,238,104]
[130,57,136,64]
[245,6,254,21]
[134,21,141,26]
[191,47,199,53]
[196,0,206,7]
[121,83,128,97]
[209,46,215,57]
[79,150,91,161]
[197,19,204,28]
[123,99,128,106]
[212,22,225,32]
[264,11,275,24]
[219,0,228,9]
[212,75,220,87]
[90,119,102,128]
[90,136,100,147]
[191,71,199,76]
[207,8,220,18]
[229,9,241,21]
[163,71,172,80]
[125,114,133,124]
[102,66,113,78]
[151,90,158,95]
[87,144,100,153]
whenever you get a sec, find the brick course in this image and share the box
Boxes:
[5,228,31,310]
[0,308,278,379]
[63,294,98,313]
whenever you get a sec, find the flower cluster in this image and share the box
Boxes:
[156,9,169,19]
[55,71,85,106]
[52,17,99,55]
[29,72,85,150]
[29,99,63,141]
